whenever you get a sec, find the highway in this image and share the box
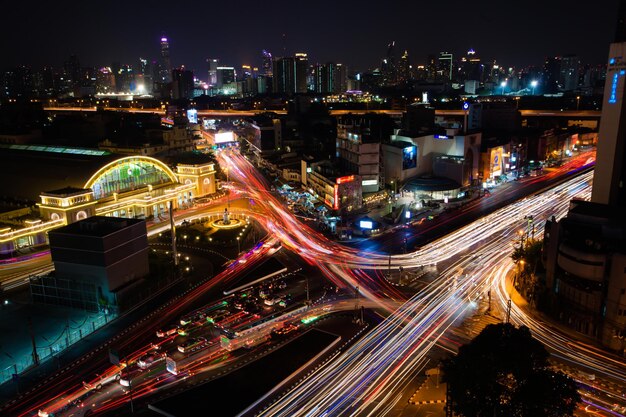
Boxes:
[8,146,626,416]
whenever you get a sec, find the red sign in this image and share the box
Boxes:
[336,175,355,184]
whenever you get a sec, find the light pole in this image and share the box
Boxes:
[500,80,507,96]
[530,80,538,96]
[576,95,581,111]
[236,236,240,254]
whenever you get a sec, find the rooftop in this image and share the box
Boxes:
[50,216,145,238]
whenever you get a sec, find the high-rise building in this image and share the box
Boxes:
[207,58,219,86]
[591,25,626,207]
[272,53,308,94]
[398,50,411,84]
[438,52,453,81]
[461,49,481,84]
[240,65,252,81]
[262,50,273,77]
[313,62,346,94]
[542,1,626,351]
[381,41,397,86]
[543,56,561,94]
[216,67,235,89]
[560,54,580,91]
[62,55,81,93]
[172,67,194,99]
[294,53,308,93]
[160,36,172,83]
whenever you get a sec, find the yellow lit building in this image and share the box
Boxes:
[0,145,217,255]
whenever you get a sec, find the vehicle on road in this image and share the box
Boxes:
[156,327,179,338]
[178,336,208,353]
[83,371,121,391]
[137,352,164,369]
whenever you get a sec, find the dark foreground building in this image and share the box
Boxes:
[31,216,149,312]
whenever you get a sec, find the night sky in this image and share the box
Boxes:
[4,0,622,77]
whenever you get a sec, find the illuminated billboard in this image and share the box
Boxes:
[491,147,503,177]
[187,109,198,124]
[402,146,417,170]
[215,132,236,144]
[359,220,373,229]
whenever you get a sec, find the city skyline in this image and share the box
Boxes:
[3,0,621,75]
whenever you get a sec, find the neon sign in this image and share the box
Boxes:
[609,70,626,104]
[336,175,355,184]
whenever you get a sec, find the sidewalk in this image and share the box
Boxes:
[408,369,447,406]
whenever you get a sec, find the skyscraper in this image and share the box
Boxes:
[543,56,561,94]
[172,67,194,100]
[216,67,235,89]
[207,58,219,86]
[160,36,172,83]
[560,54,580,92]
[273,53,308,94]
[381,41,397,86]
[438,52,453,81]
[262,50,273,77]
[591,6,626,207]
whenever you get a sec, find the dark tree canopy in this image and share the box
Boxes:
[442,323,580,417]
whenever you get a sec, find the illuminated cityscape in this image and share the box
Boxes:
[0,1,625,417]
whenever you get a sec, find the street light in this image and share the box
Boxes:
[530,80,538,95]
[500,80,507,96]
[576,95,581,111]
[236,236,240,254]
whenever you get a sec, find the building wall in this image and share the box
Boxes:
[48,218,149,307]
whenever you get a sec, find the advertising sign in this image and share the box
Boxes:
[402,146,417,170]
[491,147,503,177]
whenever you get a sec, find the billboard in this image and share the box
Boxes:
[215,131,236,144]
[359,220,373,229]
[402,146,417,170]
[187,109,198,124]
[491,146,503,177]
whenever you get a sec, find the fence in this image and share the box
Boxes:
[0,311,115,386]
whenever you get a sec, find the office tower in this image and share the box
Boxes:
[426,54,437,81]
[207,58,219,86]
[542,0,626,351]
[273,53,308,94]
[262,50,273,76]
[240,65,252,81]
[294,53,308,93]
[398,50,411,84]
[62,54,81,93]
[1,66,33,98]
[216,67,235,89]
[461,49,482,84]
[381,41,397,86]
[314,63,347,94]
[591,12,626,206]
[560,54,580,91]
[160,36,172,83]
[543,56,561,93]
[438,52,453,81]
[172,67,194,99]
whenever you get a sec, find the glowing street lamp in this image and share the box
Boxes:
[530,80,538,95]
[500,80,507,96]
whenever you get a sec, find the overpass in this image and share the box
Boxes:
[42,106,602,120]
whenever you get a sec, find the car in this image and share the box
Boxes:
[137,352,164,369]
[83,371,121,391]
[178,336,207,353]
[156,327,178,338]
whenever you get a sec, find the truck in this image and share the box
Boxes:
[165,340,220,376]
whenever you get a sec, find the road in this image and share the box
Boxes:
[7,147,624,417]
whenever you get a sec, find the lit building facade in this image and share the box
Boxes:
[0,148,216,255]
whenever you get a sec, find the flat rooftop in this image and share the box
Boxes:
[49,216,145,238]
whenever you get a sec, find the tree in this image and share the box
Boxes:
[442,323,580,417]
